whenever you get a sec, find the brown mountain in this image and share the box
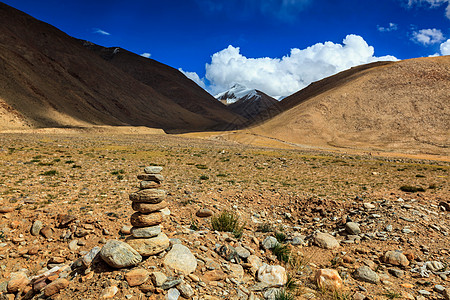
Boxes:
[0,3,245,131]
[244,56,450,154]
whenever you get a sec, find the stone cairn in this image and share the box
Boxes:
[126,166,170,256]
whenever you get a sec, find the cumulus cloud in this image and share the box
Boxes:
[377,23,398,32]
[201,35,397,98]
[411,28,445,45]
[140,53,151,58]
[407,0,450,19]
[179,68,207,89]
[440,39,450,54]
[93,28,111,36]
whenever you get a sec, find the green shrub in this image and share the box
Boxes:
[257,223,273,233]
[42,170,57,176]
[274,289,295,300]
[211,211,244,238]
[195,164,208,169]
[200,175,209,180]
[272,243,290,263]
[275,232,287,243]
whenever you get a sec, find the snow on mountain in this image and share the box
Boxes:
[215,83,261,104]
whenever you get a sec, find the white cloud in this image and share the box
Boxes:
[407,0,450,19]
[140,53,151,58]
[200,35,397,98]
[93,28,111,36]
[179,68,207,89]
[411,28,445,45]
[377,23,398,32]
[440,39,450,54]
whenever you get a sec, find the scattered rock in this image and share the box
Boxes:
[100,286,119,299]
[100,240,142,268]
[383,251,409,267]
[315,269,343,291]
[345,222,361,235]
[235,245,251,259]
[7,271,29,293]
[354,266,380,284]
[43,278,69,297]
[257,264,287,287]
[203,269,227,281]
[166,288,180,300]
[443,289,450,300]
[178,281,194,298]
[125,268,149,287]
[151,272,168,287]
[30,220,43,236]
[314,232,340,249]
[0,206,15,213]
[40,226,54,239]
[57,214,77,228]
[262,236,278,250]
[144,166,163,174]
[164,244,197,275]
[196,208,213,218]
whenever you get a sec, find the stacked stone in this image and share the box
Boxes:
[126,166,170,256]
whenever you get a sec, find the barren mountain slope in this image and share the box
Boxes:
[0,3,243,131]
[247,56,450,154]
[80,42,246,130]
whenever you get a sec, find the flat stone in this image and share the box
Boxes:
[137,174,164,182]
[345,222,361,235]
[425,261,444,271]
[43,278,69,297]
[443,288,450,300]
[0,206,15,213]
[363,203,376,209]
[31,220,43,236]
[40,226,54,239]
[132,201,168,213]
[229,264,244,280]
[125,269,149,287]
[196,209,213,218]
[161,278,183,290]
[57,214,77,227]
[262,236,278,250]
[164,244,197,275]
[257,264,287,287]
[151,272,167,287]
[68,240,80,251]
[203,269,227,281]
[388,268,404,278]
[120,225,132,235]
[7,271,29,293]
[235,246,251,259]
[166,288,180,300]
[178,281,194,298]
[144,166,163,174]
[100,286,119,299]
[315,269,343,291]
[100,240,142,268]
[314,232,340,249]
[383,251,409,267]
[130,225,161,238]
[140,180,161,189]
[82,246,101,267]
[129,189,166,203]
[354,266,379,284]
[126,233,170,256]
[130,212,164,227]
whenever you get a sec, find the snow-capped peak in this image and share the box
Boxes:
[215,83,260,104]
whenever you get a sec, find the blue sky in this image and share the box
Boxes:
[4,0,450,97]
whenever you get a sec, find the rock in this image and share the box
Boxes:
[100,286,119,299]
[354,266,379,284]
[164,244,197,275]
[203,269,227,281]
[443,289,450,300]
[235,246,251,259]
[68,240,80,251]
[353,292,366,300]
[151,272,167,287]
[345,222,361,235]
[129,189,166,203]
[262,236,278,250]
[130,212,164,227]
[386,225,393,232]
[315,269,343,291]
[31,220,43,236]
[130,225,161,238]
[363,203,376,209]
[82,246,101,267]
[7,271,29,293]
[57,214,76,227]
[388,268,404,278]
[160,207,171,216]
[248,255,264,273]
[418,290,431,296]
[229,264,244,280]
[178,281,194,298]
[425,261,444,271]
[125,269,149,287]
[166,288,180,300]
[132,201,168,214]
[383,251,409,267]
[161,278,183,290]
[196,209,213,218]
[137,174,164,182]
[120,225,132,235]
[434,285,445,293]
[314,232,340,249]
[291,235,305,246]
[43,278,69,297]
[126,233,170,256]
[100,240,142,268]
[257,264,287,287]
[40,226,54,239]
[140,181,161,189]
[144,166,163,174]
[439,201,450,211]
[0,206,15,213]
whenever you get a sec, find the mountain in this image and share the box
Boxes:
[242,57,450,154]
[215,84,280,120]
[0,3,245,131]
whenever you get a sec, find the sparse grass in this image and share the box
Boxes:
[257,222,273,233]
[415,174,426,178]
[276,231,287,243]
[400,185,426,192]
[285,273,298,291]
[111,169,125,175]
[116,175,124,180]
[199,175,209,180]
[190,218,199,231]
[41,170,57,176]
[274,289,295,300]
[272,243,290,263]
[65,160,75,164]
[211,211,244,239]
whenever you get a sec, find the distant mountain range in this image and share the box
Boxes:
[0,3,448,154]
